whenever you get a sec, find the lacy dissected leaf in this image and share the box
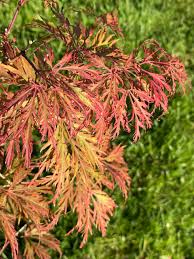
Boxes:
[0,206,18,259]
[0,42,36,82]
[104,145,131,198]
[35,121,130,246]
[91,39,188,141]
[95,11,123,37]
[23,226,61,259]
[0,52,103,167]
[90,28,118,50]
[0,183,51,229]
[32,3,119,54]
[70,188,116,248]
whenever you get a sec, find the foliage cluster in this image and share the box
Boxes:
[0,0,191,258]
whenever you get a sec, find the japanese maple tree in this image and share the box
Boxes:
[0,0,188,258]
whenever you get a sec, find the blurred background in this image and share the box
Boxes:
[1,0,194,258]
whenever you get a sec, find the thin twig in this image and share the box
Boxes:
[0,223,29,256]
[4,0,27,37]
[0,173,11,185]
[0,241,9,257]
[0,173,5,179]
[16,223,28,236]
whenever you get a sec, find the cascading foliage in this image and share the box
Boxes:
[0,0,188,258]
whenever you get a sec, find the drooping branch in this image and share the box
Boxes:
[0,3,189,257]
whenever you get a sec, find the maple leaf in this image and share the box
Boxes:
[0,182,51,230]
[0,206,18,259]
[0,59,102,167]
[104,145,131,198]
[96,11,123,36]
[90,39,188,141]
[24,227,61,259]
[34,121,129,246]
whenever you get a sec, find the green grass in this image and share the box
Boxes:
[1,0,194,258]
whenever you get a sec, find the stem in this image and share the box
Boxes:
[0,223,29,256]
[0,173,11,185]
[20,50,39,72]
[4,0,27,37]
[1,252,9,259]
[0,173,5,179]
[16,223,28,236]
[0,241,9,257]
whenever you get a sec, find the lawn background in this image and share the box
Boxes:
[1,0,194,258]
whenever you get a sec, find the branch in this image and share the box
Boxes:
[4,0,27,37]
